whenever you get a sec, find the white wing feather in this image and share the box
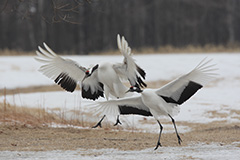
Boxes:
[35,43,87,83]
[92,96,149,117]
[114,34,146,87]
[156,58,217,101]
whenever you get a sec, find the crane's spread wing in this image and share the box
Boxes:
[35,43,87,92]
[82,64,104,100]
[92,96,152,118]
[156,58,217,105]
[113,34,147,88]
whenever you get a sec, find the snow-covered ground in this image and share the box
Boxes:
[1,53,240,159]
[0,142,240,160]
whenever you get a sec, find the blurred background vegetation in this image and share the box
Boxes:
[1,0,240,55]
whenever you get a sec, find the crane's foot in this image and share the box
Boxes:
[92,121,102,128]
[154,141,162,150]
[92,115,105,128]
[113,116,122,126]
[177,135,182,145]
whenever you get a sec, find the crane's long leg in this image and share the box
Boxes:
[154,120,163,150]
[114,115,122,126]
[92,115,106,128]
[168,114,182,145]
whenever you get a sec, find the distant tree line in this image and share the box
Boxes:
[1,0,240,54]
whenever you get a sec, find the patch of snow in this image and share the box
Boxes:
[1,53,240,130]
[0,143,239,160]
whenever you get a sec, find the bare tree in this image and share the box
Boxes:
[1,0,240,54]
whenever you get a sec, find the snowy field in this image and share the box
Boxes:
[1,53,240,159]
[0,143,240,160]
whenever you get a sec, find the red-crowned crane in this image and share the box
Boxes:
[35,34,147,127]
[35,35,146,101]
[93,58,217,150]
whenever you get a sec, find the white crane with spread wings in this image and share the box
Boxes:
[93,58,217,150]
[35,34,146,101]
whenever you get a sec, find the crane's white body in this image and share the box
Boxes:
[97,62,129,99]
[93,89,179,120]
[141,89,179,118]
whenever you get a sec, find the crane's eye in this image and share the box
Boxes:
[86,70,90,75]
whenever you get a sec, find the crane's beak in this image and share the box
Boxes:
[125,86,134,93]
[125,89,131,93]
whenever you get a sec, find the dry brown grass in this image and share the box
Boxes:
[0,85,65,96]
[0,102,107,130]
[0,102,63,127]
[155,44,240,54]
[0,49,34,56]
[0,101,240,151]
[1,43,240,56]
[90,44,240,55]
[0,117,239,151]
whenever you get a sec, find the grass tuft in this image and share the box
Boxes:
[0,102,62,127]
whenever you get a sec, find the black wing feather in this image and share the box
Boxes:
[119,105,152,116]
[82,82,104,100]
[54,72,77,92]
[136,64,146,79]
[135,65,147,88]
[160,81,203,105]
